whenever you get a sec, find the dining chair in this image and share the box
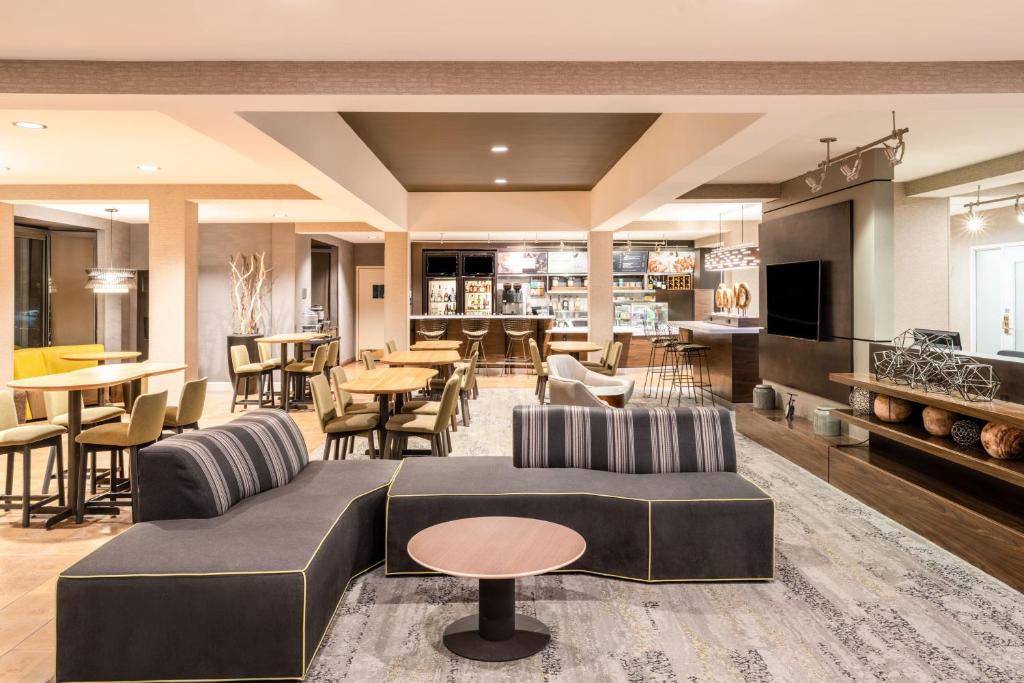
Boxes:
[75,390,167,523]
[361,350,377,370]
[458,350,479,426]
[161,377,207,436]
[384,373,461,458]
[385,339,398,353]
[284,344,329,406]
[329,366,378,416]
[400,367,464,452]
[0,390,66,527]
[455,340,482,398]
[256,342,281,403]
[529,339,548,404]
[309,375,379,459]
[581,339,613,371]
[592,341,624,377]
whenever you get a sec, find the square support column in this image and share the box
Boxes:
[148,197,198,394]
[587,231,614,361]
[270,223,297,332]
[0,203,13,384]
[384,232,411,350]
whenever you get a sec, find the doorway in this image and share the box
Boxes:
[973,243,1024,354]
[356,266,386,355]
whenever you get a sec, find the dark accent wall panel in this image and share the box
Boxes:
[759,201,853,402]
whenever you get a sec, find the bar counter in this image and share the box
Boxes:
[671,320,761,403]
[409,315,553,367]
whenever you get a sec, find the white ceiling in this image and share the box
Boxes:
[639,202,762,222]
[1,1,1020,61]
[36,200,353,224]
[715,108,1024,185]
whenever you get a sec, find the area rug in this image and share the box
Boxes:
[307,389,1024,682]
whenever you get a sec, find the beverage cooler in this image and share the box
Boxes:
[426,278,458,315]
[463,278,493,315]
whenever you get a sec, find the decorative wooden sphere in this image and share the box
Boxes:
[873,394,913,423]
[980,422,1024,460]
[921,406,957,437]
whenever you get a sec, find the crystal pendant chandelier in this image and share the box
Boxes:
[704,205,761,272]
[85,208,137,294]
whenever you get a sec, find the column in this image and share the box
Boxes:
[294,233,312,325]
[270,223,297,332]
[587,231,614,361]
[148,196,199,393]
[384,232,411,350]
[0,203,13,384]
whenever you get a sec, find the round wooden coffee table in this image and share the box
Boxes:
[407,516,585,662]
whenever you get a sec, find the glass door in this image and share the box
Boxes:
[14,227,49,348]
[463,278,493,315]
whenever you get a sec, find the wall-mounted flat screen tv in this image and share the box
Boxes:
[766,260,821,341]
[462,254,495,276]
[425,253,459,276]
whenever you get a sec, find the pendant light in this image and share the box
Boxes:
[85,208,137,294]
[704,205,761,272]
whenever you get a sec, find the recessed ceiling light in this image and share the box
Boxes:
[137,164,161,172]
[494,178,508,185]
[491,145,509,153]
[13,120,46,130]
[367,235,379,240]
[272,212,288,218]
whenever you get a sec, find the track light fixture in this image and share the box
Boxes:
[962,187,1024,231]
[803,112,910,194]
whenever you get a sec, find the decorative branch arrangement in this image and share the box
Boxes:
[228,252,271,335]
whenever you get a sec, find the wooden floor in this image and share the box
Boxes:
[0,364,539,683]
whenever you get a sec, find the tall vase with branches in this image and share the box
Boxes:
[229,252,271,335]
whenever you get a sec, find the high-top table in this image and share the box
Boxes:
[8,362,187,527]
[337,367,438,454]
[60,350,143,407]
[547,340,603,361]
[254,332,329,410]
[410,340,463,351]
[408,516,586,661]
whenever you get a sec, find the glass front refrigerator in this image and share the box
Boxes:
[425,278,458,315]
[461,252,495,315]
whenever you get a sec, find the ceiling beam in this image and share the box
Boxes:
[2,61,1023,95]
[677,183,780,201]
[0,184,315,201]
[905,151,1024,197]
[295,221,379,234]
[408,192,589,232]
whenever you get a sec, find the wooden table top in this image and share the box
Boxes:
[8,362,187,392]
[380,350,461,366]
[255,332,328,344]
[59,351,142,362]
[338,367,438,395]
[407,516,586,580]
[410,340,463,351]
[548,341,603,354]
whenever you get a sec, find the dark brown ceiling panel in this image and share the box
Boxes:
[339,112,659,192]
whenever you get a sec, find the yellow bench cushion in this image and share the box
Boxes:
[13,344,105,420]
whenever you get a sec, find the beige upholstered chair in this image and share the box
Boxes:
[458,351,479,426]
[384,373,461,458]
[230,345,272,412]
[0,390,66,527]
[162,377,207,436]
[257,341,282,369]
[592,341,624,377]
[455,340,482,398]
[329,366,378,416]
[529,339,548,404]
[546,354,635,407]
[401,367,465,452]
[385,340,398,353]
[581,339,613,370]
[45,391,124,428]
[361,350,377,370]
[76,391,168,522]
[284,344,329,405]
[309,375,379,459]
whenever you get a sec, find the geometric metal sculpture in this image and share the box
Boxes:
[872,329,1001,402]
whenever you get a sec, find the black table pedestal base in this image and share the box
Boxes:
[442,578,550,661]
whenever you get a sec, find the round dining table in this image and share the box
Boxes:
[254,332,329,410]
[338,367,438,456]
[547,341,603,360]
[410,340,463,351]
[7,362,187,527]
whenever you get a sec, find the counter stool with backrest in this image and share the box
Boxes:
[416,319,447,341]
[461,319,489,368]
[384,373,461,458]
[644,322,679,398]
[256,342,281,405]
[161,377,207,437]
[75,391,167,522]
[502,318,534,375]
[45,391,124,495]
[400,367,465,453]
[321,340,340,378]
[230,345,273,413]
[284,344,329,407]
[529,339,548,404]
[581,339,613,371]
[0,390,65,527]
[309,375,379,460]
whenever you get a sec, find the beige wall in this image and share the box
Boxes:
[892,184,950,333]
[384,232,410,349]
[587,231,613,355]
[50,230,98,345]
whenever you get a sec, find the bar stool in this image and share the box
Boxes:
[461,319,489,367]
[284,344,329,407]
[44,391,124,495]
[0,390,65,528]
[256,342,282,404]
[229,345,273,413]
[667,344,715,407]
[76,390,168,522]
[161,377,207,437]
[417,319,447,341]
[502,319,533,375]
[643,322,676,398]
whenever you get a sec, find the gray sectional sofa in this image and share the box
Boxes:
[57,405,773,682]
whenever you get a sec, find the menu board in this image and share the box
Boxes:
[647,250,696,274]
[547,250,589,274]
[614,250,648,273]
[497,251,548,274]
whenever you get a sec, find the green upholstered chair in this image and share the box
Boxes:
[309,374,379,460]
[162,377,207,435]
[0,390,66,527]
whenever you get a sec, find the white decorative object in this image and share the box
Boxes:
[228,252,271,335]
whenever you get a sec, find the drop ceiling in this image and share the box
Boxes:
[339,112,659,192]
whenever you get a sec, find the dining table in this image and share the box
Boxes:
[60,350,143,407]
[338,367,438,457]
[7,361,187,528]
[547,341,603,360]
[410,340,463,351]
[254,332,329,411]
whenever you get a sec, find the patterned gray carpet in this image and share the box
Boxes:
[308,388,1024,682]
